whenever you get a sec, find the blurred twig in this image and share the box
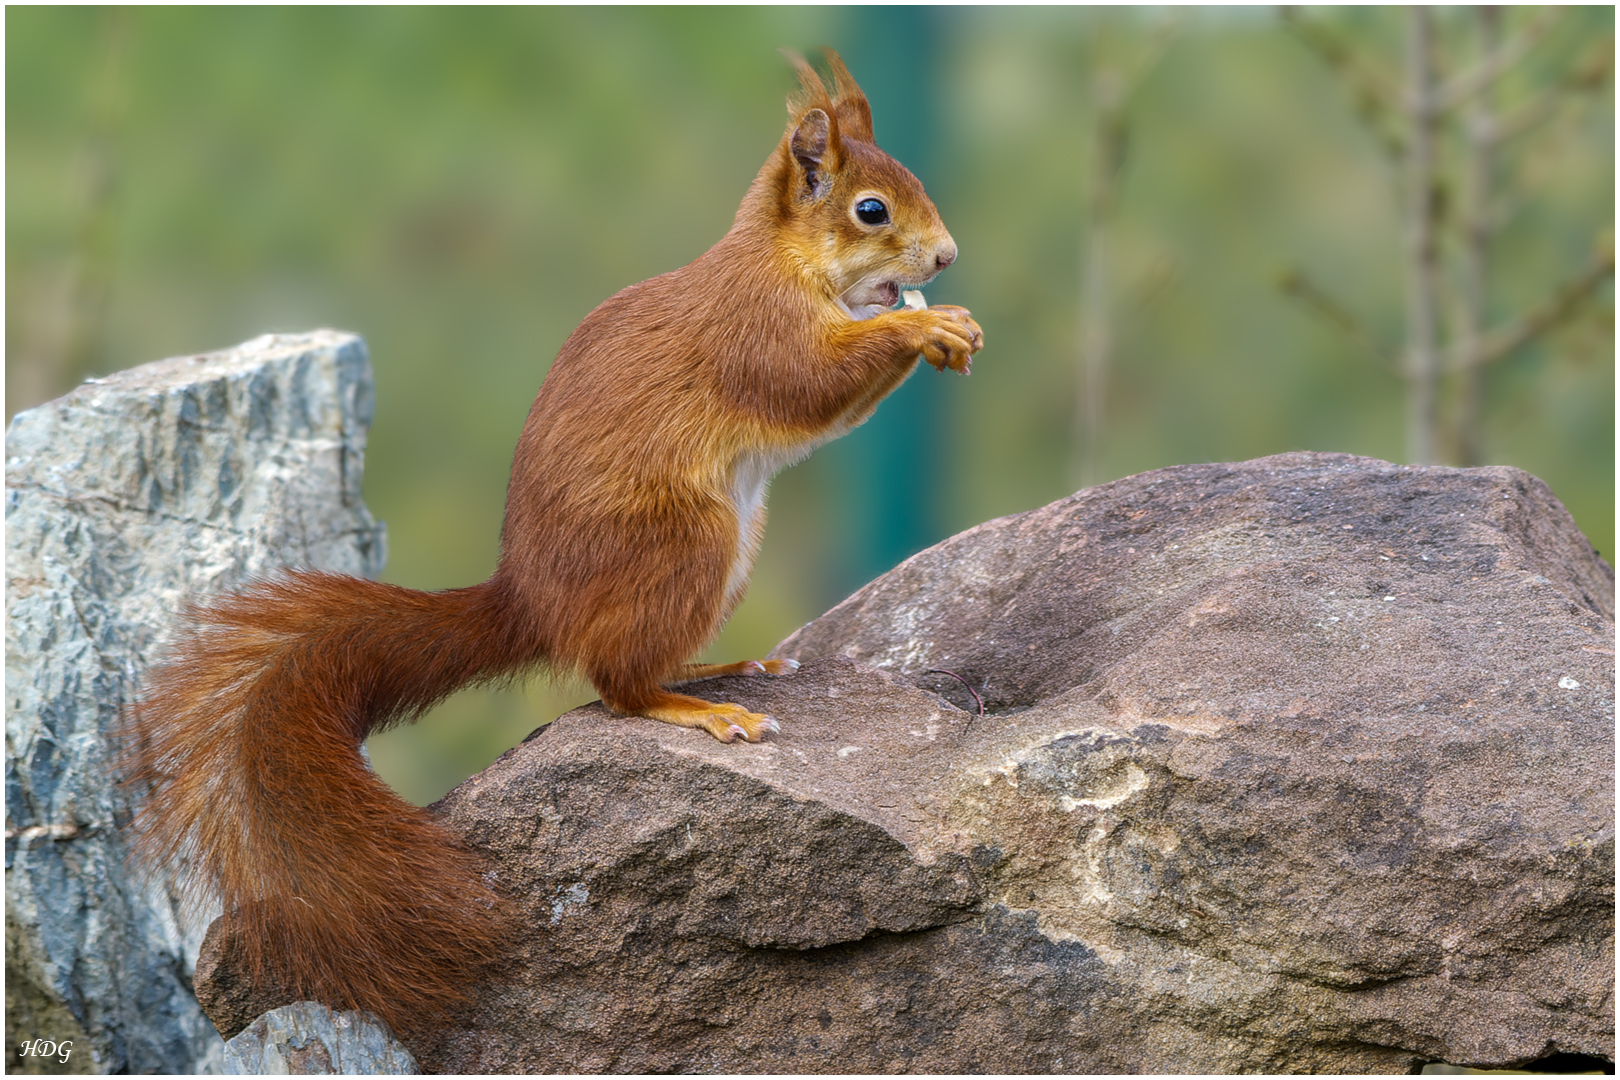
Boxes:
[1453,235,1616,372]
[1074,13,1179,490]
[1495,33,1614,144]
[1280,6,1404,157]
[1279,7,1402,114]
[1276,267,1398,371]
[1436,5,1562,112]
[1452,6,1501,466]
[1403,5,1442,465]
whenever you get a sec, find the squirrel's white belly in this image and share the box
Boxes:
[721,442,818,609]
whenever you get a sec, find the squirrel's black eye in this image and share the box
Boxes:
[854,197,890,225]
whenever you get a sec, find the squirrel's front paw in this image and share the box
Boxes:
[916,305,984,374]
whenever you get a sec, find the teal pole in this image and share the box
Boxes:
[821,7,952,601]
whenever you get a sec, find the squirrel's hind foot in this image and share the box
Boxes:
[678,658,800,681]
[628,690,781,743]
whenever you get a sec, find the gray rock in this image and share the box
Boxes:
[222,1003,416,1075]
[181,450,1614,1071]
[412,453,1605,1073]
[5,331,386,1073]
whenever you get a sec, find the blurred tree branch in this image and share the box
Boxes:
[1279,5,1614,467]
[1456,234,1616,373]
[1280,6,1404,157]
[1403,5,1441,465]
[1074,13,1178,490]
[1494,35,1615,148]
[1276,267,1398,371]
[1435,6,1562,112]
[1452,5,1501,467]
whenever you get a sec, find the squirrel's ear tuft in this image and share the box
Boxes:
[780,48,831,118]
[790,108,832,201]
[822,50,874,143]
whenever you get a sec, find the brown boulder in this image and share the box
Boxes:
[202,453,1615,1073]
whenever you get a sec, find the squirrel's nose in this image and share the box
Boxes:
[934,242,957,271]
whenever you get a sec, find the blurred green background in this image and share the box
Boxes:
[8,7,1612,805]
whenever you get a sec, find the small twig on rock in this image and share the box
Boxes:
[925,669,985,721]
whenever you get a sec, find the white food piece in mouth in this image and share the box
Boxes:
[902,290,928,311]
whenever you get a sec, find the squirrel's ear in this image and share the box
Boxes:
[822,50,874,143]
[790,108,833,200]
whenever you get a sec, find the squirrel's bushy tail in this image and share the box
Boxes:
[129,571,532,1032]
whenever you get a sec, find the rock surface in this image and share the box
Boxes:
[5,331,386,1073]
[193,451,1613,1072]
[223,1003,417,1075]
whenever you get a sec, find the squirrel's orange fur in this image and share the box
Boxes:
[130,50,983,1032]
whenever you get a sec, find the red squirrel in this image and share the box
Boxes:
[130,50,983,1033]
